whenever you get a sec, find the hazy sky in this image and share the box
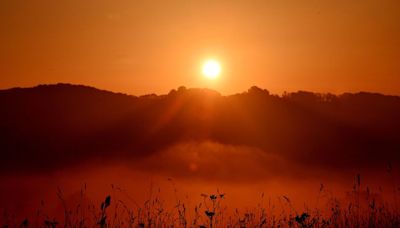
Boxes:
[1,0,399,95]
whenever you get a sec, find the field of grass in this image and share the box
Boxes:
[2,175,400,228]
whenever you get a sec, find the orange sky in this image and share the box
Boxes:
[1,0,399,95]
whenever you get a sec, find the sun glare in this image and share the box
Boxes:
[202,59,221,79]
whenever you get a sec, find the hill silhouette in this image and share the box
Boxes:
[1,83,400,174]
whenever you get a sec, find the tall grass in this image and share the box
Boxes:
[1,175,400,227]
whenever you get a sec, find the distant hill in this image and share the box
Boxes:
[1,83,400,173]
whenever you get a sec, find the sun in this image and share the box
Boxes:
[202,59,221,79]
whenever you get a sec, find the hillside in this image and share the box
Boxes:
[1,84,400,173]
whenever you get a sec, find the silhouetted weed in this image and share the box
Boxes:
[2,177,400,227]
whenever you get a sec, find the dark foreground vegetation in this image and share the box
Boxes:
[2,177,400,228]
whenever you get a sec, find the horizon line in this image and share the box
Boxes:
[0,82,398,98]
